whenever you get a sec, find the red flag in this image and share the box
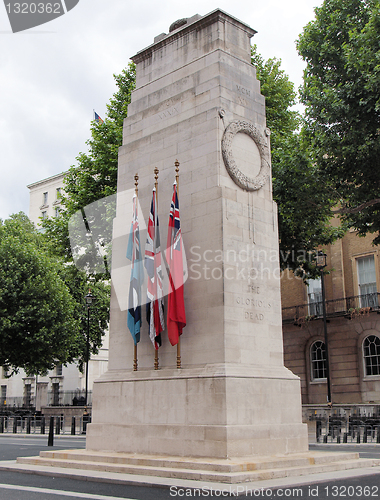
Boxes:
[166,182,186,346]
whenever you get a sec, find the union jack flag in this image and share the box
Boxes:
[166,182,186,346]
[126,194,142,345]
[144,188,164,349]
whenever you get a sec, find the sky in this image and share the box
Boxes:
[0,0,323,220]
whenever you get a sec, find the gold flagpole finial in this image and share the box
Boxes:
[175,160,180,186]
[134,173,139,196]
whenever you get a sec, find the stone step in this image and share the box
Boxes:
[17,452,380,483]
[32,449,362,472]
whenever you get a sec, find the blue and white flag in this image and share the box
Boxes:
[126,194,143,345]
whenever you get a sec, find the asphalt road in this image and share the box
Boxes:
[0,436,379,499]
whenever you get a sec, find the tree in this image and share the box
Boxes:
[0,214,79,375]
[297,0,380,244]
[42,62,136,267]
[0,214,110,376]
[251,46,342,274]
[45,52,340,277]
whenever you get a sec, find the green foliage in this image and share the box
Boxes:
[64,63,136,215]
[251,46,342,274]
[42,63,136,273]
[0,213,110,375]
[0,214,79,375]
[297,0,380,244]
[251,45,300,149]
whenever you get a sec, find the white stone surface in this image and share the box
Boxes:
[87,8,308,458]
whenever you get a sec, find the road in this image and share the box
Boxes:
[0,436,379,499]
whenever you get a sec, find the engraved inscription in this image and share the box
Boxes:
[236,296,271,309]
[245,312,264,321]
[159,106,179,120]
[236,85,251,96]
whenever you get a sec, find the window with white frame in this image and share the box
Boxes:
[357,255,378,307]
[363,335,380,376]
[43,192,48,205]
[308,278,322,316]
[310,340,327,380]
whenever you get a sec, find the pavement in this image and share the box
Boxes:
[1,434,380,493]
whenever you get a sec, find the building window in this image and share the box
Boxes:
[308,278,322,316]
[311,340,327,380]
[52,382,60,406]
[2,366,9,378]
[363,335,380,376]
[24,384,32,408]
[55,207,60,217]
[56,187,61,200]
[357,255,378,307]
[1,386,6,406]
[41,211,47,220]
[43,192,48,205]
[56,364,62,376]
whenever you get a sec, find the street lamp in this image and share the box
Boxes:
[316,251,332,404]
[84,291,94,407]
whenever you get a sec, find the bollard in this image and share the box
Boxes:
[71,416,76,435]
[26,417,31,434]
[363,426,368,443]
[357,429,361,443]
[323,434,328,443]
[48,416,54,446]
[343,432,348,443]
[12,417,17,434]
[40,416,45,434]
[55,416,60,435]
[316,420,322,443]
[377,426,380,444]
[337,435,341,444]
[0,417,3,434]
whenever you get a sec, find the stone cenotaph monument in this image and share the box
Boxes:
[86,8,309,460]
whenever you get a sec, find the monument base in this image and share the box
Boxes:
[17,449,380,484]
[86,364,308,458]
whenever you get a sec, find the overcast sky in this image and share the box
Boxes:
[0,0,322,220]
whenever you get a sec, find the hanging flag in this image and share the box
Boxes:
[126,194,142,345]
[144,188,164,349]
[94,111,104,123]
[166,182,186,346]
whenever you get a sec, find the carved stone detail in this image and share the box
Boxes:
[221,120,271,191]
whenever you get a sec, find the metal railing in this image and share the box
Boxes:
[283,292,380,324]
[0,415,90,435]
[46,390,92,407]
[305,405,380,443]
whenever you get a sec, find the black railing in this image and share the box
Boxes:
[283,292,380,325]
[0,415,90,435]
[46,390,92,407]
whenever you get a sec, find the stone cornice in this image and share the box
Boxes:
[131,9,257,64]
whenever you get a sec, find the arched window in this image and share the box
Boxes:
[363,335,380,376]
[310,341,327,381]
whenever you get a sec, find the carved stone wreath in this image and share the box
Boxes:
[221,120,271,191]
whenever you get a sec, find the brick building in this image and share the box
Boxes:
[281,229,380,405]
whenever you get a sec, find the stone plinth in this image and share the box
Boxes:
[86,9,308,458]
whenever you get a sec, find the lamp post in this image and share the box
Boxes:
[316,251,332,404]
[84,291,94,407]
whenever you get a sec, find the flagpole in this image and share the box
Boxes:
[154,167,160,371]
[133,174,139,372]
[174,160,182,369]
